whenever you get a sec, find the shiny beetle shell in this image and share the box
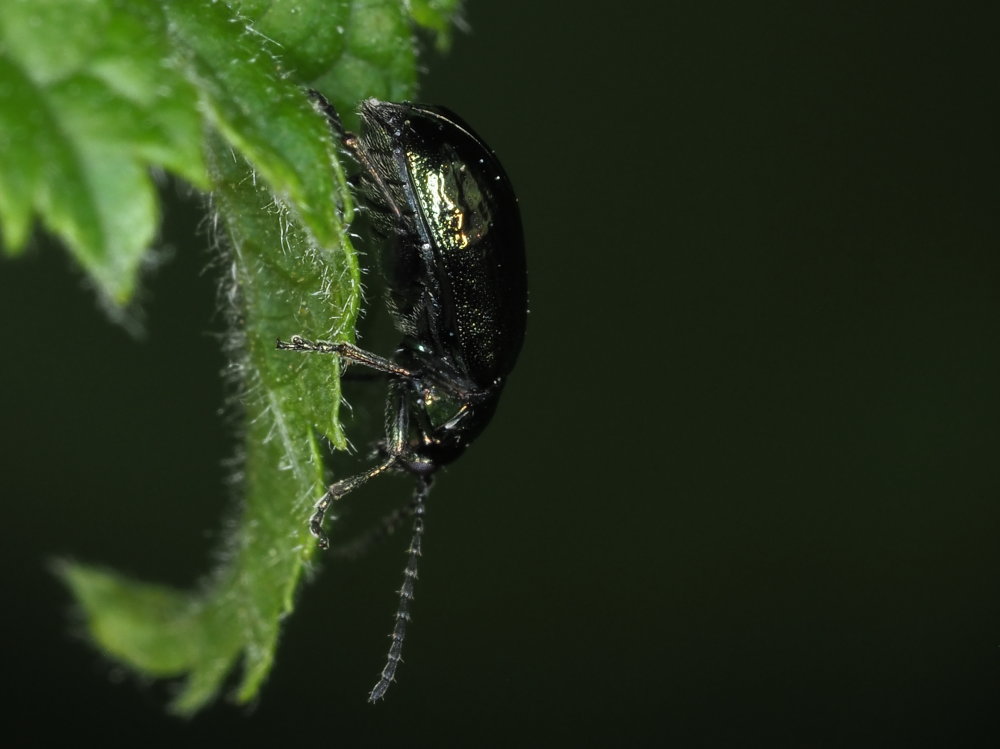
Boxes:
[357,100,528,395]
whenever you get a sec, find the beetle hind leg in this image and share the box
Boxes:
[308,377,416,549]
[309,455,400,549]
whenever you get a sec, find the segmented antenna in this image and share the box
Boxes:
[368,475,432,702]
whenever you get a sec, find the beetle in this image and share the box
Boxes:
[277,93,527,701]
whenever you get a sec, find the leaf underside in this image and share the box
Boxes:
[0,0,461,715]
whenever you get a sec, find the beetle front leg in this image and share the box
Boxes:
[307,89,403,222]
[307,89,367,165]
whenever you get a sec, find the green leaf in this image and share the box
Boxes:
[163,0,348,251]
[411,0,464,50]
[307,0,420,124]
[0,0,207,304]
[41,0,462,716]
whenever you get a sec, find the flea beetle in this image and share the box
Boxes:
[278,93,527,701]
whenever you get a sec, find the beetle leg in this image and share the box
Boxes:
[307,89,348,139]
[309,378,414,549]
[408,385,439,448]
[308,88,366,160]
[276,335,414,378]
[308,89,403,221]
[369,474,432,702]
[309,455,398,550]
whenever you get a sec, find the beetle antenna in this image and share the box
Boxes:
[368,475,432,702]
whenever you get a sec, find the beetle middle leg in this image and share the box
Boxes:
[276,335,413,378]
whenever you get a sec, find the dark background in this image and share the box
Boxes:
[3,3,999,746]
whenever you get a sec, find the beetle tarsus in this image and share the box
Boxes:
[309,490,334,550]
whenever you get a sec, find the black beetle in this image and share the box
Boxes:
[277,93,527,701]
